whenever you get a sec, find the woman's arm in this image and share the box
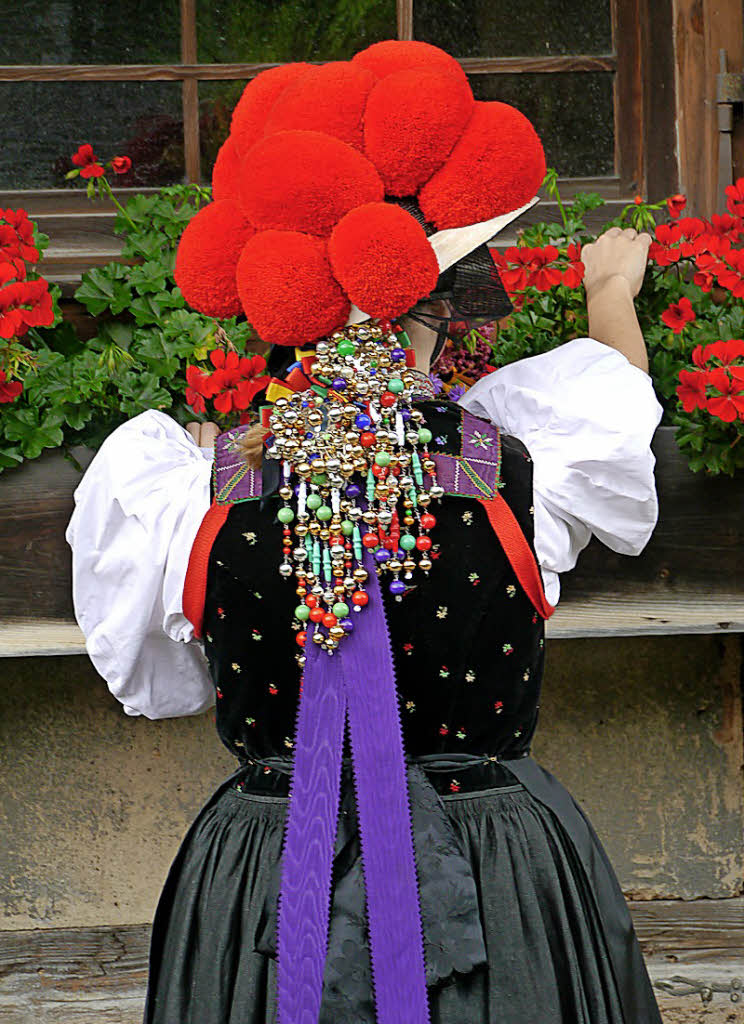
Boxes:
[581,227,653,374]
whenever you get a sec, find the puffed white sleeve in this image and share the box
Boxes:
[458,337,663,606]
[65,409,216,719]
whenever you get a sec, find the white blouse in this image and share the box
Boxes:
[66,337,663,719]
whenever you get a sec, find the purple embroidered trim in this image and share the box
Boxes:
[214,426,262,504]
[426,410,501,499]
[214,409,501,505]
[277,549,429,1024]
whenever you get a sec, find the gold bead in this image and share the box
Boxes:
[330,626,345,640]
[295,524,308,537]
[309,521,320,535]
[422,459,436,473]
[403,558,416,572]
[279,485,293,500]
[320,528,331,541]
[353,567,369,583]
[296,462,312,478]
[296,586,307,596]
[419,557,432,571]
[388,559,402,572]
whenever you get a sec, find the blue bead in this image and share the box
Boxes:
[396,548,405,560]
[389,580,406,595]
[401,409,411,421]
[391,348,406,361]
[355,413,371,429]
[340,617,354,632]
[333,378,347,390]
[375,549,391,563]
[346,483,361,498]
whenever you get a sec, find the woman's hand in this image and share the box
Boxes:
[581,226,652,299]
[186,421,220,447]
[581,228,652,373]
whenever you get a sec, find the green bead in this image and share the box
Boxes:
[396,330,411,348]
[307,493,322,511]
[336,340,355,357]
[277,507,294,523]
[295,605,310,621]
[388,377,404,394]
[316,505,332,521]
[332,601,349,618]
[311,472,328,486]
[418,427,432,444]
[400,534,416,551]
[341,520,354,536]
[375,451,391,467]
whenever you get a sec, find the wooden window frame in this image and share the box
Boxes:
[0,0,675,198]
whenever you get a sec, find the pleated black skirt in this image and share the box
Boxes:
[144,761,662,1024]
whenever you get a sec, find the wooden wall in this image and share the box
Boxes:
[672,0,744,216]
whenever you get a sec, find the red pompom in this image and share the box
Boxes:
[236,229,351,345]
[352,39,467,84]
[419,101,546,229]
[363,68,474,195]
[230,63,311,155]
[212,136,241,202]
[238,130,384,236]
[264,62,376,150]
[175,201,255,318]
[328,202,439,319]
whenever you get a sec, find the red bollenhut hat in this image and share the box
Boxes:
[175,40,546,345]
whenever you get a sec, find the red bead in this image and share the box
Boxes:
[322,612,337,627]
[381,536,395,549]
[378,319,392,331]
[362,532,379,549]
[352,590,369,606]
[420,513,436,530]
[371,463,388,478]
[360,431,376,447]
[380,391,396,408]
[296,631,306,646]
[415,535,432,551]
[391,464,401,476]
[305,594,318,608]
[309,607,325,623]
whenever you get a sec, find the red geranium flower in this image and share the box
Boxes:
[71,143,105,179]
[0,208,40,263]
[696,339,744,367]
[0,368,22,403]
[713,249,744,297]
[184,364,218,414]
[661,296,696,333]
[0,264,54,339]
[667,194,687,219]
[705,367,744,422]
[499,247,535,292]
[526,245,562,291]
[111,155,132,175]
[561,241,584,288]
[676,369,708,412]
[725,178,744,218]
[209,350,268,413]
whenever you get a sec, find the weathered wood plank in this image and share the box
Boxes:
[0,56,616,82]
[1,902,741,1022]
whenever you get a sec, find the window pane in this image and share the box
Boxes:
[199,81,245,182]
[0,82,184,189]
[470,73,614,178]
[197,0,397,63]
[0,0,180,64]
[414,0,612,57]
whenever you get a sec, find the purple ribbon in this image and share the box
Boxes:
[277,550,430,1024]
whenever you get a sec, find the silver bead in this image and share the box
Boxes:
[279,563,294,578]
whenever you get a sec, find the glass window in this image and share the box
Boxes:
[470,73,614,178]
[414,0,612,57]
[197,0,397,63]
[0,82,183,188]
[0,0,181,64]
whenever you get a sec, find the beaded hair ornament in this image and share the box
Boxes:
[267,317,439,658]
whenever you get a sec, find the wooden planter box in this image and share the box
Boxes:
[0,426,742,655]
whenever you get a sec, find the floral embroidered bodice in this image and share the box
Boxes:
[202,399,545,764]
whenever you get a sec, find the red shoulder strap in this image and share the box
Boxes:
[183,501,231,639]
[477,492,555,619]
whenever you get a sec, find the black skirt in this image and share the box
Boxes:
[143,760,662,1024]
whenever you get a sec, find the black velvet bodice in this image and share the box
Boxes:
[203,400,545,764]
